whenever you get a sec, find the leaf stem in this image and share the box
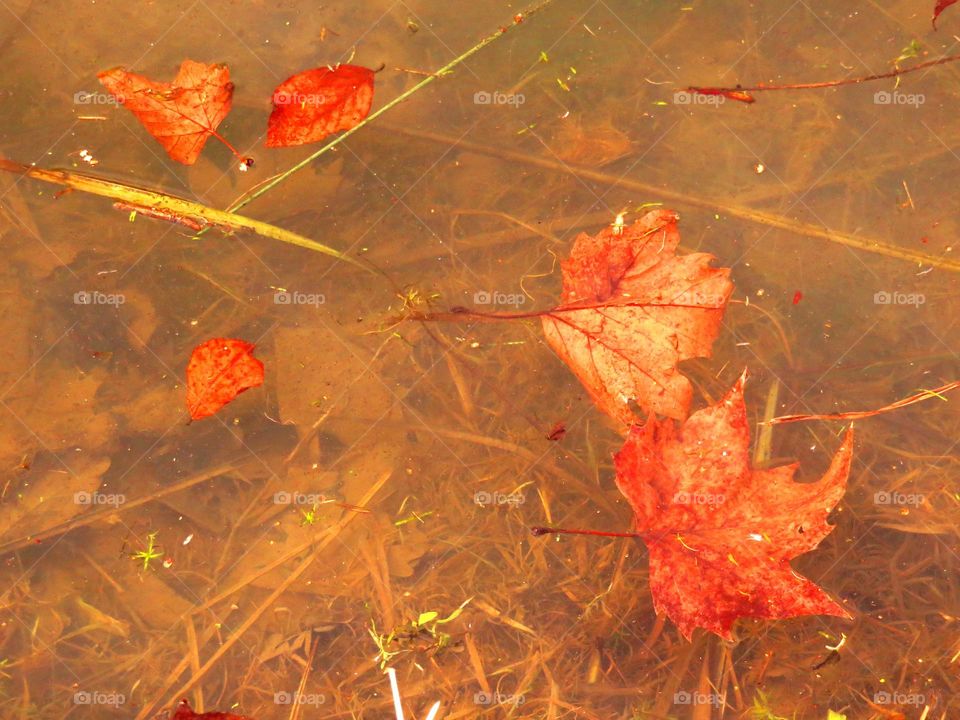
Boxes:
[207,126,245,161]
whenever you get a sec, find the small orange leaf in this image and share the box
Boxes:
[186,338,264,421]
[266,64,374,148]
[97,60,235,165]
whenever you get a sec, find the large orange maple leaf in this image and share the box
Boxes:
[614,371,854,639]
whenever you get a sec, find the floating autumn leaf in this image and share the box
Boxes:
[186,338,264,421]
[266,64,375,148]
[98,60,236,165]
[541,209,732,424]
[933,0,958,27]
[614,371,853,640]
[172,698,254,719]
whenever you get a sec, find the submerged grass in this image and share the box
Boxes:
[3,255,955,717]
[0,1,958,719]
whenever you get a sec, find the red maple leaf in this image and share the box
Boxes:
[266,64,375,148]
[614,371,853,640]
[97,60,235,165]
[541,209,732,423]
[186,338,264,421]
[172,698,254,719]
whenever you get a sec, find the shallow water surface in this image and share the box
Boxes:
[0,1,958,718]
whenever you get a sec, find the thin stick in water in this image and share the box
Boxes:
[531,525,642,538]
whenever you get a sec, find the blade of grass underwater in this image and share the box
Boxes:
[0,157,369,271]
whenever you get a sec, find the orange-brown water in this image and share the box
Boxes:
[1,1,958,718]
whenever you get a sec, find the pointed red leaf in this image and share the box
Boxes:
[97,60,234,165]
[172,698,254,719]
[541,209,732,423]
[266,64,374,148]
[614,371,853,640]
[186,338,264,421]
[933,0,958,27]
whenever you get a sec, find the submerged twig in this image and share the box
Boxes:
[688,51,960,103]
[768,379,960,424]
[383,125,960,272]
